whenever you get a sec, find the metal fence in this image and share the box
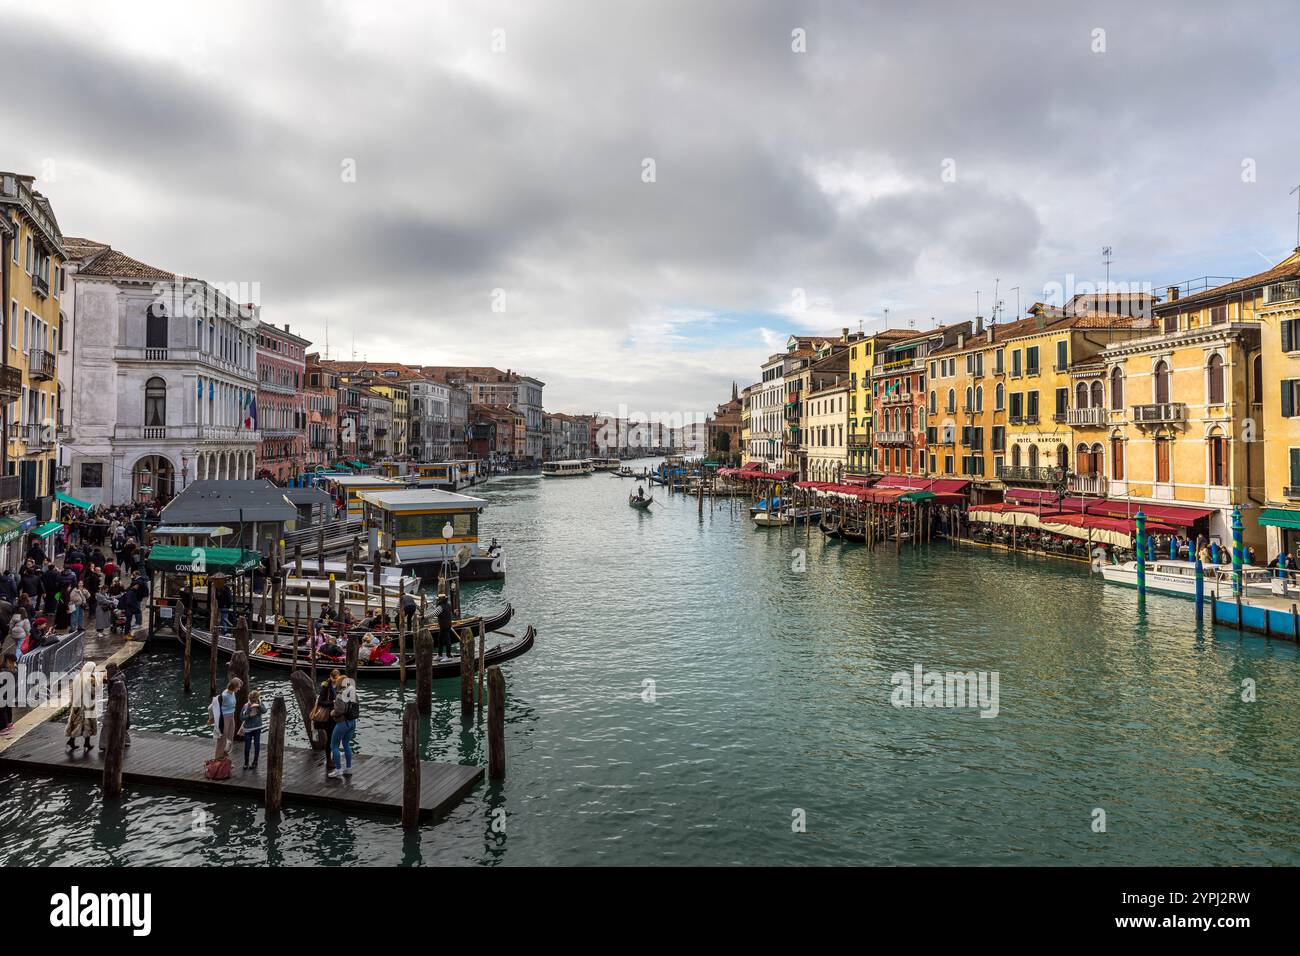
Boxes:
[16,630,86,704]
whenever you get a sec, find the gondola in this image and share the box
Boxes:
[183,616,533,679]
[168,603,514,647]
[819,515,843,539]
[628,494,653,510]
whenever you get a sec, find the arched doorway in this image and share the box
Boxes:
[133,455,175,504]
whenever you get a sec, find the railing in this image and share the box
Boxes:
[997,465,1064,484]
[31,272,49,298]
[23,423,52,448]
[27,348,55,380]
[1132,402,1186,424]
[847,432,870,447]
[0,473,19,503]
[1285,486,1300,499]
[143,425,166,439]
[17,631,85,704]
[1265,280,1300,305]
[876,431,910,445]
[1066,407,1107,426]
[200,424,260,442]
[1068,473,1106,495]
[144,347,169,361]
[0,364,21,400]
[883,392,913,405]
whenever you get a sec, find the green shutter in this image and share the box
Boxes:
[1284,381,1295,419]
[1291,449,1300,487]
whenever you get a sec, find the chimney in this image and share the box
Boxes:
[283,323,290,332]
[974,315,984,335]
[987,324,995,343]
[1166,285,1180,302]
[841,327,849,341]
[957,332,965,349]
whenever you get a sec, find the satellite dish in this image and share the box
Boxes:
[454,545,472,569]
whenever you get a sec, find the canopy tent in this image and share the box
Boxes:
[1086,501,1214,528]
[1040,512,1178,547]
[151,525,234,539]
[55,490,92,510]
[146,545,262,576]
[31,521,63,540]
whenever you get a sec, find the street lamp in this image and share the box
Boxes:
[442,519,454,590]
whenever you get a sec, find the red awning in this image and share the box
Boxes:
[1002,487,1057,505]
[873,475,932,490]
[927,479,971,495]
[1083,501,1215,527]
[842,474,881,487]
[1042,513,1178,535]
[755,469,797,482]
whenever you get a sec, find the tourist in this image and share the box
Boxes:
[68,580,90,632]
[116,584,142,634]
[0,569,17,604]
[216,579,233,633]
[40,562,60,616]
[93,589,116,637]
[327,676,359,778]
[313,671,339,769]
[399,591,418,629]
[96,662,131,750]
[241,690,267,770]
[209,677,242,759]
[0,652,16,735]
[65,662,99,752]
[435,591,453,661]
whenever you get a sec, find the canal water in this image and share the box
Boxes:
[4,468,1299,866]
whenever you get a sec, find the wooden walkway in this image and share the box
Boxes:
[1,722,483,821]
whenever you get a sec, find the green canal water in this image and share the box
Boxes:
[4,468,1300,866]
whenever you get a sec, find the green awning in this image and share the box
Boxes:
[349,460,367,468]
[0,516,23,546]
[900,491,936,503]
[1259,507,1300,531]
[146,545,262,575]
[56,491,92,509]
[32,521,63,539]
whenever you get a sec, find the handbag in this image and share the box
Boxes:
[204,757,232,780]
[309,704,330,725]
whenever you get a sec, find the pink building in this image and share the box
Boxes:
[256,322,310,482]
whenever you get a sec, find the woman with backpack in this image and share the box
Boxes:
[327,676,359,778]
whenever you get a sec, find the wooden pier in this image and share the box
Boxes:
[0,722,484,821]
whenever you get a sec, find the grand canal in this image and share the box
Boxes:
[4,468,1299,866]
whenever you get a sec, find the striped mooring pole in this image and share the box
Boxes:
[1135,508,1147,600]
[1194,556,1205,622]
[1231,505,1244,598]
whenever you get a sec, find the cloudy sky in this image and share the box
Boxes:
[6,0,1300,417]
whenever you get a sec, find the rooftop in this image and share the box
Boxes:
[358,488,488,511]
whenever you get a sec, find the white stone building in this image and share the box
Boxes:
[408,378,451,461]
[62,239,261,506]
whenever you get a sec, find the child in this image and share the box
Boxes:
[241,690,267,770]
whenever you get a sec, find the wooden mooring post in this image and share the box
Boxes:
[416,627,433,715]
[459,627,474,718]
[402,701,420,828]
[101,679,128,799]
[265,695,287,816]
[182,609,193,693]
[208,575,223,697]
[488,665,506,780]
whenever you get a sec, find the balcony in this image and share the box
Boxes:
[1068,473,1107,496]
[1265,280,1300,305]
[0,364,21,402]
[1023,413,1040,425]
[996,464,1065,484]
[883,391,913,405]
[0,473,19,504]
[876,431,911,445]
[847,432,870,448]
[1132,402,1186,425]
[27,348,55,381]
[23,424,52,450]
[144,348,169,361]
[31,272,49,298]
[1066,407,1108,427]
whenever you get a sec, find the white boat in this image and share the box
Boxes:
[592,457,622,471]
[753,507,823,527]
[541,459,594,476]
[1099,559,1272,598]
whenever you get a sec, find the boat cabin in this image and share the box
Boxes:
[360,487,489,570]
[541,459,593,476]
[321,474,402,519]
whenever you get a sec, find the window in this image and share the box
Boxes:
[1291,448,1300,489]
[991,425,1005,451]
[1011,350,1022,377]
[946,389,956,414]
[1207,353,1224,405]
[995,383,1005,410]
[1076,381,1089,408]
[144,376,167,427]
[1055,388,1068,415]
[1111,437,1124,480]
[1155,438,1171,483]
[146,305,168,350]
[1282,380,1300,418]
[1026,346,1040,375]
[1011,444,1021,468]
[1056,340,1067,369]
[1283,319,1300,352]
[1110,367,1124,410]
[975,385,983,412]
[1209,304,1227,325]
[995,349,1005,375]
[1028,445,1039,469]
[1090,380,1103,408]
[1026,391,1039,420]
[1252,354,1262,404]
[80,463,103,488]
[1208,433,1227,486]
[1153,360,1170,404]
[1009,392,1023,421]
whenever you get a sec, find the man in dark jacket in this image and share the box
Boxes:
[40,563,61,615]
[434,592,454,661]
[19,561,43,602]
[0,570,17,603]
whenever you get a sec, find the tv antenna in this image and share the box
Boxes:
[1103,246,1113,291]
[1008,286,1021,320]
[883,307,890,329]
[1291,185,1300,249]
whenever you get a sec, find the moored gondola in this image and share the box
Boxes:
[183,618,534,678]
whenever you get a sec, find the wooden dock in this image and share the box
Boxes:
[1,722,484,821]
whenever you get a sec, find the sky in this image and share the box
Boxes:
[5,0,1300,418]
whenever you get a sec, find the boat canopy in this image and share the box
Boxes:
[147,545,262,575]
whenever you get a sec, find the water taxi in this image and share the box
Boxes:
[359,487,504,583]
[593,457,622,471]
[1099,559,1273,598]
[541,459,594,476]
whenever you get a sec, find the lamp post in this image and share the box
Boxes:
[442,520,454,590]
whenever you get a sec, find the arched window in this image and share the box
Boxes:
[1075,442,1090,475]
[975,385,983,412]
[144,376,166,427]
[1076,382,1089,408]
[947,389,956,414]
[929,391,936,415]
[964,386,973,411]
[1029,445,1039,469]
[1252,354,1262,404]
[995,383,1005,410]
[1153,360,1170,404]
[1208,430,1227,486]
[1110,367,1124,410]
[1090,380,1103,408]
[1057,444,1070,472]
[1207,353,1224,405]
[1011,444,1022,468]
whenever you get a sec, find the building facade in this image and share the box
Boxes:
[304,353,338,470]
[63,238,260,506]
[256,322,309,482]
[1256,250,1300,557]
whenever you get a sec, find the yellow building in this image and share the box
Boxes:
[846,329,913,477]
[1099,278,1269,553]
[802,350,852,482]
[739,382,755,466]
[1,172,65,514]
[1233,249,1300,558]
